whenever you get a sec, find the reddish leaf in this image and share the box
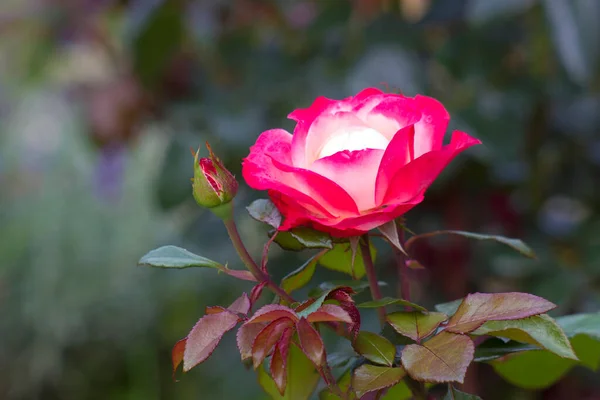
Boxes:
[307,304,353,323]
[297,318,325,367]
[222,268,257,282]
[251,317,295,369]
[387,311,448,342]
[445,293,556,333]
[352,364,406,398]
[228,293,251,315]
[236,322,267,360]
[171,338,186,380]
[204,305,228,315]
[183,312,240,371]
[270,327,294,395]
[246,304,299,324]
[327,288,361,338]
[250,281,267,305]
[401,332,474,383]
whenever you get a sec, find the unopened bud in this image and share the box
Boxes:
[192,143,238,218]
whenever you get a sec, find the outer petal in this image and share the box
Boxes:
[374,124,416,205]
[310,148,384,211]
[412,95,450,157]
[311,198,424,237]
[243,129,334,218]
[382,130,482,205]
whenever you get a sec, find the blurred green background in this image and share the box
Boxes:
[1,0,599,399]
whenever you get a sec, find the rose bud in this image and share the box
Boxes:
[193,143,238,218]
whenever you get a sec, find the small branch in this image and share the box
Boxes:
[223,218,296,304]
[360,235,386,326]
[322,365,347,400]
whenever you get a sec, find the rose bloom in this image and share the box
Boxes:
[242,88,481,237]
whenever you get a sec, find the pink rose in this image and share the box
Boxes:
[242,88,481,237]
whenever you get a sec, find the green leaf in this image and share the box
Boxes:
[318,242,376,279]
[471,314,577,359]
[407,231,536,258]
[319,370,356,400]
[281,256,318,294]
[273,228,334,251]
[443,385,482,400]
[138,245,222,269]
[258,343,320,400]
[445,292,556,333]
[380,381,412,400]
[387,311,448,341]
[473,339,539,362]
[309,280,385,297]
[491,334,600,389]
[434,299,462,316]
[358,297,427,312]
[247,199,282,229]
[352,365,406,398]
[557,312,600,340]
[401,332,474,383]
[132,0,185,88]
[353,331,396,367]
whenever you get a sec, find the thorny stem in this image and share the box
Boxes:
[360,235,386,326]
[223,218,296,304]
[393,225,411,305]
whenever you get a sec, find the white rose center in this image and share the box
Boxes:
[317,126,389,159]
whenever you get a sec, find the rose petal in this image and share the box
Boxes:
[243,129,340,218]
[383,130,482,205]
[374,124,416,205]
[412,95,450,157]
[269,156,359,215]
[357,95,421,139]
[311,148,385,210]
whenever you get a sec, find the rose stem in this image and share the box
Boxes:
[223,217,296,304]
[360,235,386,326]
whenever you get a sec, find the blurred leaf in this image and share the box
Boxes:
[543,0,597,85]
[281,256,319,294]
[358,297,427,312]
[387,311,448,341]
[491,334,600,389]
[138,245,222,269]
[273,228,333,251]
[318,242,376,279]
[132,0,185,88]
[445,293,556,333]
[258,343,320,400]
[183,311,239,371]
[353,331,396,367]
[443,385,482,400]
[326,352,358,369]
[466,0,536,25]
[247,199,282,229]
[297,318,325,367]
[556,312,600,339]
[471,314,577,359]
[406,231,536,258]
[352,364,406,398]
[401,332,474,383]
